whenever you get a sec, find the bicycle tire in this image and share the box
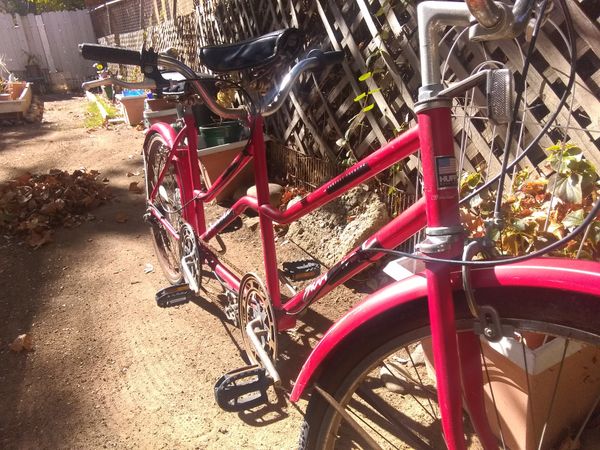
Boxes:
[144,133,183,284]
[299,286,600,450]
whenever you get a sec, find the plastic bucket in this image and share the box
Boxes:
[198,121,244,148]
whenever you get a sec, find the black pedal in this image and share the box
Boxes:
[155,283,193,308]
[282,260,321,281]
[214,365,271,412]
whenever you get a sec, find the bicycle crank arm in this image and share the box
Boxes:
[246,318,281,385]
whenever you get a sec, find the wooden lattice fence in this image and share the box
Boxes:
[92,0,600,200]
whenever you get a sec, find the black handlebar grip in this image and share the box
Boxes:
[307,49,345,68]
[79,43,142,66]
[319,50,345,66]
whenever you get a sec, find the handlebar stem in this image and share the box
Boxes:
[417,1,471,100]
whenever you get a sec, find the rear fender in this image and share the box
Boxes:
[290,257,600,401]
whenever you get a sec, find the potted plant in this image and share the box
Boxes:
[8,74,27,100]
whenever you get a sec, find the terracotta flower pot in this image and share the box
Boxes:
[9,81,27,100]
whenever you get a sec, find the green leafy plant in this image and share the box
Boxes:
[461,143,599,260]
[84,98,119,129]
[335,0,411,167]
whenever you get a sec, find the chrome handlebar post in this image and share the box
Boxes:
[156,54,247,121]
[156,53,326,119]
[260,56,322,117]
[417,1,471,101]
[82,77,157,91]
[416,0,537,104]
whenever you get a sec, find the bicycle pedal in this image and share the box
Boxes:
[214,365,271,412]
[155,283,193,308]
[282,259,321,281]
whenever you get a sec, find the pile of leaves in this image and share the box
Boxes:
[0,169,112,248]
[461,143,599,260]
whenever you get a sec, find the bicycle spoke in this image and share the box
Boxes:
[521,335,537,446]
[479,339,507,450]
[314,384,385,450]
[407,347,440,420]
[573,392,600,444]
[355,385,436,450]
[537,338,570,450]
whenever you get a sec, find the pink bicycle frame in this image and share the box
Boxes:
[145,96,487,447]
[146,117,428,321]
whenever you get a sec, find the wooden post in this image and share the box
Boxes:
[35,15,56,72]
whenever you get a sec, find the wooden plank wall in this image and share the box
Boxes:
[0,10,96,88]
[93,0,600,196]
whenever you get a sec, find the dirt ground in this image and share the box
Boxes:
[0,95,365,449]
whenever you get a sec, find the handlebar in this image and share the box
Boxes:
[465,0,537,39]
[465,0,504,28]
[82,77,156,91]
[80,42,344,120]
[260,50,344,116]
[80,43,144,66]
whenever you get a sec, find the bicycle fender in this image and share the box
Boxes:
[289,257,600,402]
[144,122,178,149]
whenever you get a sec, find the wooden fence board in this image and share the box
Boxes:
[1,10,95,88]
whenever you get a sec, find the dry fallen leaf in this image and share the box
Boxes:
[128,182,143,194]
[115,212,129,223]
[26,230,53,249]
[9,333,34,352]
[0,169,112,246]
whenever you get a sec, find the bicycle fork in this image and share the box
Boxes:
[416,106,496,450]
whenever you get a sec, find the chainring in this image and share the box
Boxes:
[179,222,202,292]
[238,273,278,365]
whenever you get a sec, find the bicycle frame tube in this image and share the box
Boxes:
[417,105,467,449]
[202,127,420,239]
[199,125,423,320]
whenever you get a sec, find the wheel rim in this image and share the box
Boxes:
[317,319,600,450]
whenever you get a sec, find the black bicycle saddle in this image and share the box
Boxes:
[199,28,303,72]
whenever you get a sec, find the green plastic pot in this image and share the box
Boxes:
[198,121,244,148]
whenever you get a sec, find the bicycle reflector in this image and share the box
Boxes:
[487,68,513,125]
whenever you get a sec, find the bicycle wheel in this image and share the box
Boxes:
[144,133,183,284]
[299,287,600,450]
